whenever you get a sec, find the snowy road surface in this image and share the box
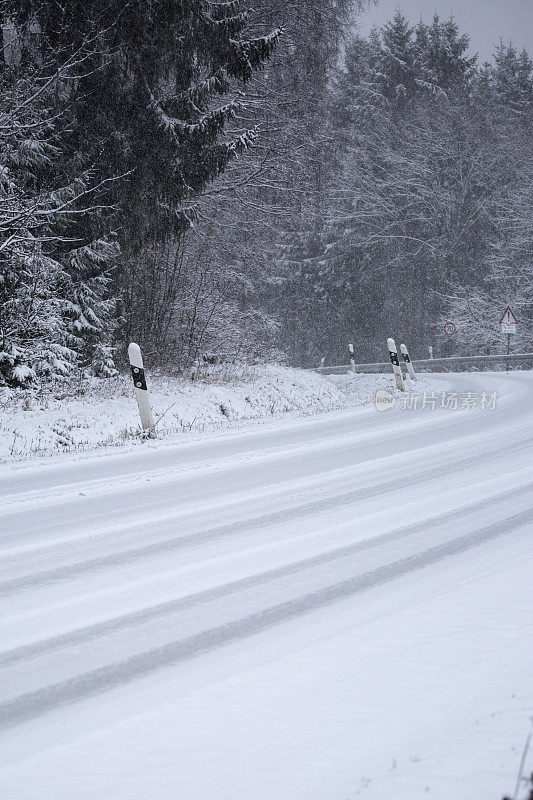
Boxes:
[0,371,532,799]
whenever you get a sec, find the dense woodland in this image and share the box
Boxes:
[0,0,531,385]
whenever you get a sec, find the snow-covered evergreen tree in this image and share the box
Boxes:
[0,27,118,385]
[10,0,280,246]
[379,11,417,110]
[493,42,533,118]
[415,15,476,95]
[275,10,532,364]
[3,0,280,379]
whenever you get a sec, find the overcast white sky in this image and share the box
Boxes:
[355,0,533,62]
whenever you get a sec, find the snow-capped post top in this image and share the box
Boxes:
[128,342,143,370]
[128,342,155,430]
[387,338,399,364]
[400,343,417,381]
[387,338,405,392]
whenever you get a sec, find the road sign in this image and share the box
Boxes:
[500,306,518,336]
[499,306,518,326]
[443,322,456,336]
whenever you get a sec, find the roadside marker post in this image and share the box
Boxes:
[348,344,356,374]
[400,343,417,381]
[387,338,405,392]
[128,342,155,431]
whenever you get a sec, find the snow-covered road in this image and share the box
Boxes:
[0,371,532,799]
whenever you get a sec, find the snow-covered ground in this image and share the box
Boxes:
[0,365,342,462]
[0,370,532,799]
[0,365,428,462]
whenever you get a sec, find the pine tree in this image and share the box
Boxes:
[415,15,476,95]
[493,42,533,118]
[379,10,417,110]
[11,0,280,246]
[4,1,280,377]
[0,14,119,384]
[279,11,533,363]
[161,0,359,368]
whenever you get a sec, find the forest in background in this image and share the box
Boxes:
[0,0,531,386]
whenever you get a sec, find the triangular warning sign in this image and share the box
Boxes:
[499,305,518,325]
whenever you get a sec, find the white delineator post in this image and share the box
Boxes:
[128,342,155,430]
[387,338,405,392]
[400,343,417,381]
[348,343,356,374]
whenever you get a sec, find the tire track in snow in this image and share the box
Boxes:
[0,374,460,500]
[0,505,531,732]
[1,375,526,535]
[0,435,531,597]
[2,401,528,551]
[0,480,530,670]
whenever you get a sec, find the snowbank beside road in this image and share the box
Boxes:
[327,370,433,405]
[0,365,339,462]
[0,366,432,462]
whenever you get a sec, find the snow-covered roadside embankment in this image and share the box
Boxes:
[0,365,341,461]
[0,365,433,462]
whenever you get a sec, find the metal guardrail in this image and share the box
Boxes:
[314,352,533,375]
